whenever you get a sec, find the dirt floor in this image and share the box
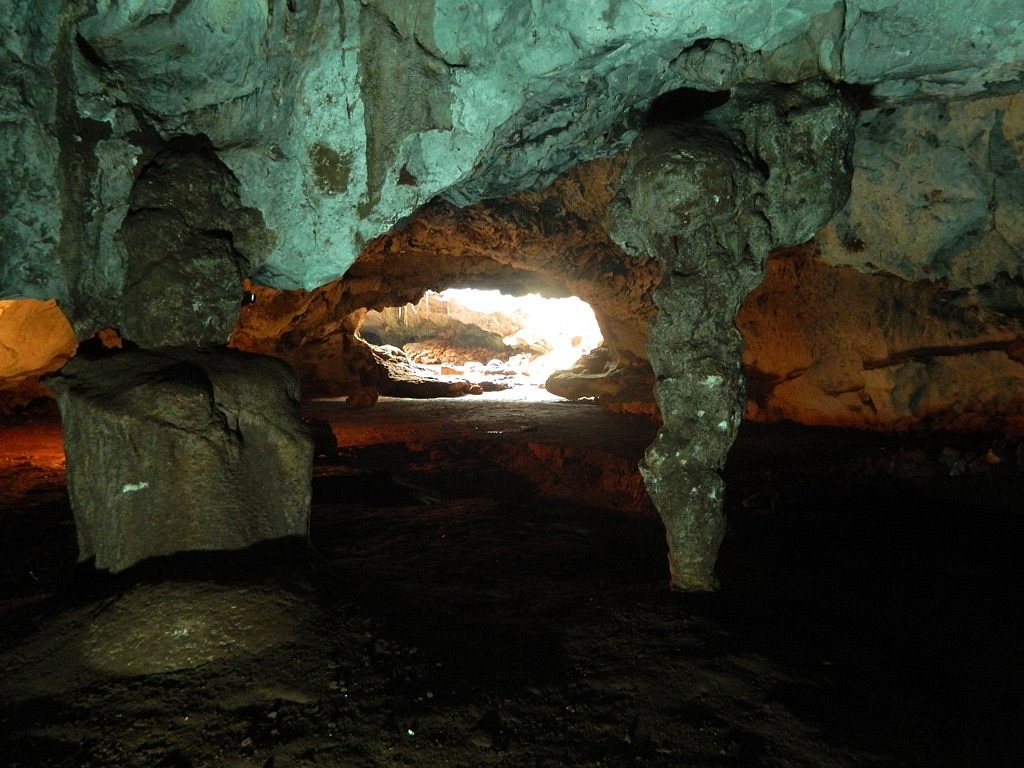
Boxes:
[1,392,1023,767]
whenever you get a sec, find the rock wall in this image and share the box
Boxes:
[0,299,77,415]
[6,89,1024,436]
[817,94,1024,287]
[740,248,1024,432]
[739,93,1024,432]
[220,89,1024,435]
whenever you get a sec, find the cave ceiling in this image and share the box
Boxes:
[2,0,1024,336]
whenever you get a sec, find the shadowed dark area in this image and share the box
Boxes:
[2,402,1022,767]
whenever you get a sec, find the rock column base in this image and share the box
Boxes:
[49,347,313,573]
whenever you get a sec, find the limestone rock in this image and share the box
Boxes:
[120,146,271,348]
[609,80,856,590]
[4,0,1024,598]
[545,347,655,412]
[0,0,64,303]
[0,299,77,386]
[8,0,1023,323]
[816,94,1024,288]
[361,297,528,359]
[841,0,1024,100]
[48,348,313,573]
[370,344,482,399]
[739,247,1024,432]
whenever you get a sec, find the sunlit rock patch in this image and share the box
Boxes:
[0,299,77,416]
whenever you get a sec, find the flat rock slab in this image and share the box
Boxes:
[49,348,313,572]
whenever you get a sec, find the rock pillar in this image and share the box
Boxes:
[608,80,855,590]
[49,348,313,573]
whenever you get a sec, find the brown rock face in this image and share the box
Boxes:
[48,347,313,572]
[740,247,1024,432]
[545,347,656,411]
[0,299,77,414]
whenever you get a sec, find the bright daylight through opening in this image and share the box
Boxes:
[360,288,604,393]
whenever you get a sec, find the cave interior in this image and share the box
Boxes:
[2,2,1024,766]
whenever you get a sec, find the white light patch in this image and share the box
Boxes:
[700,375,723,388]
[121,481,149,494]
[717,420,729,431]
[435,288,603,377]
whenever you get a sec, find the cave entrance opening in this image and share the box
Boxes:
[358,288,603,399]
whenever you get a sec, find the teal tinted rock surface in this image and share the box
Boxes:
[5,1,1022,319]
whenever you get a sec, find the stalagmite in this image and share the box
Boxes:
[608,80,856,590]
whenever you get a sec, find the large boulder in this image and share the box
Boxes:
[48,348,313,573]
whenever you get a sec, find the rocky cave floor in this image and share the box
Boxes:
[1,392,1023,768]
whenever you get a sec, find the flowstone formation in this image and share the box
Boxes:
[608,80,856,590]
[49,348,313,573]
